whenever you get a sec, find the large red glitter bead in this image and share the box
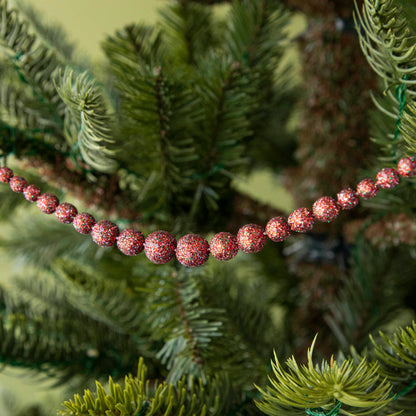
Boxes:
[397,157,416,177]
[337,188,359,210]
[91,220,120,247]
[265,217,290,242]
[210,232,239,261]
[9,176,27,192]
[176,234,210,267]
[55,202,78,224]
[312,196,340,223]
[23,184,41,202]
[117,229,145,256]
[237,224,267,254]
[73,212,96,234]
[357,178,378,199]
[144,230,176,264]
[0,167,13,183]
[376,167,400,189]
[37,193,59,214]
[287,208,314,233]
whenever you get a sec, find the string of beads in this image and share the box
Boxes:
[0,157,415,267]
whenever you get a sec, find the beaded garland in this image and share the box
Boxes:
[1,156,415,267]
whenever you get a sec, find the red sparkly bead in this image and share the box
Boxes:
[73,212,96,234]
[55,202,78,224]
[287,208,314,233]
[210,232,239,261]
[265,217,290,242]
[376,167,400,189]
[9,176,27,192]
[0,167,13,183]
[337,188,359,210]
[144,230,176,264]
[91,220,119,247]
[237,224,267,254]
[176,234,210,267]
[312,196,340,223]
[37,193,59,214]
[357,178,378,199]
[23,184,41,202]
[397,157,416,177]
[117,229,145,256]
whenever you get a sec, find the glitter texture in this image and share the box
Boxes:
[237,224,267,253]
[37,193,59,214]
[0,167,13,183]
[287,207,314,233]
[210,232,239,261]
[312,196,340,223]
[337,188,359,210]
[9,176,27,192]
[144,230,176,264]
[91,220,120,247]
[176,234,210,267]
[55,202,78,224]
[397,157,416,177]
[23,184,41,202]
[117,228,145,256]
[376,167,400,189]
[356,178,378,199]
[265,217,290,242]
[73,212,96,234]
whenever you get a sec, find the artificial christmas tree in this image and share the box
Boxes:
[1,0,416,415]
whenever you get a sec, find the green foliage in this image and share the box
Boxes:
[256,337,396,416]
[59,357,227,416]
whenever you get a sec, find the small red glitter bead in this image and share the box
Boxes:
[237,224,267,254]
[356,178,378,199]
[73,212,96,234]
[287,208,315,233]
[23,184,41,202]
[376,167,400,189]
[337,188,359,210]
[312,196,340,223]
[397,157,416,177]
[0,167,13,183]
[117,229,145,256]
[176,234,210,267]
[55,202,78,224]
[210,232,239,261]
[144,230,177,264]
[265,217,290,242]
[91,220,120,247]
[9,176,27,193]
[37,193,59,214]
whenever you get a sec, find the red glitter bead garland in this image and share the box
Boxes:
[237,224,267,253]
[312,196,340,223]
[356,178,378,200]
[91,220,120,247]
[397,157,416,177]
[23,184,41,202]
[37,193,59,214]
[265,217,290,242]
[210,232,239,261]
[376,167,400,189]
[117,229,145,256]
[55,202,78,224]
[0,167,13,183]
[288,208,314,233]
[337,188,359,210]
[144,230,177,264]
[73,213,96,234]
[176,234,210,267]
[9,176,27,192]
